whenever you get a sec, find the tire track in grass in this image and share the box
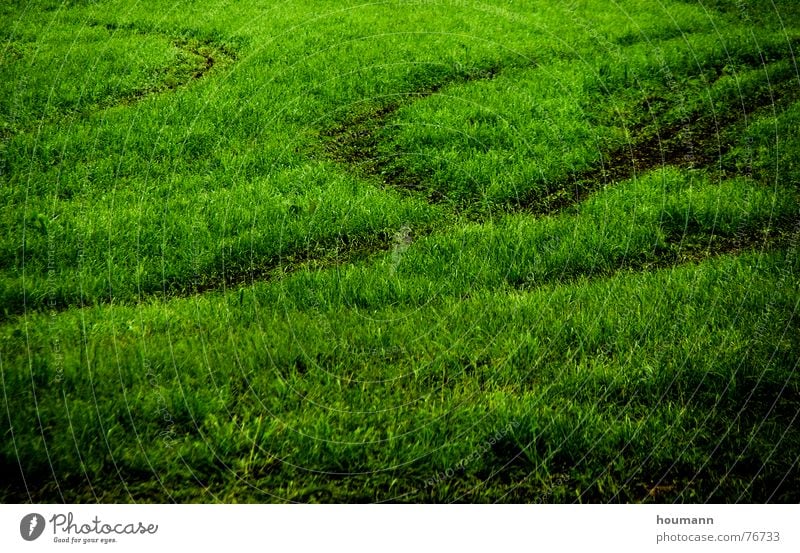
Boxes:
[8,33,800,316]
[179,227,436,297]
[7,200,793,320]
[313,52,800,293]
[0,20,241,319]
[320,64,503,204]
[322,56,800,217]
[1,20,237,139]
[95,20,239,98]
[10,73,798,316]
[528,69,800,215]
[511,221,799,291]
[0,226,437,319]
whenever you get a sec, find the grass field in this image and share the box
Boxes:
[1,0,799,503]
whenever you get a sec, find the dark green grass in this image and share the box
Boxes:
[1,0,799,503]
[2,247,798,502]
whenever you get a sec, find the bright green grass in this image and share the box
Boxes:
[1,0,799,502]
[377,29,800,211]
[1,0,729,313]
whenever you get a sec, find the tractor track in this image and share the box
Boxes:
[5,35,800,318]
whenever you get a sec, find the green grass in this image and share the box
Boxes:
[1,0,799,503]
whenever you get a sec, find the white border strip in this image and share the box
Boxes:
[2,504,798,552]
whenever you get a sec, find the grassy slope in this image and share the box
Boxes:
[1,0,799,502]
